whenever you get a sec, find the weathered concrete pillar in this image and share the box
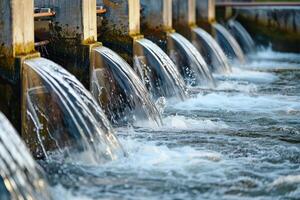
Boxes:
[34,0,101,88]
[172,0,197,39]
[98,0,142,65]
[195,0,216,33]
[0,0,39,131]
[140,0,175,51]
[196,0,215,23]
[140,0,173,34]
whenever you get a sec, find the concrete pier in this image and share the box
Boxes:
[140,0,175,51]
[172,0,197,39]
[98,0,142,65]
[196,0,215,23]
[0,0,39,131]
[34,0,101,88]
[195,0,216,33]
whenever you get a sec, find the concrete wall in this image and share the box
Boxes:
[236,8,300,52]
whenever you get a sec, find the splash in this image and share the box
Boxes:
[23,58,124,163]
[91,46,162,126]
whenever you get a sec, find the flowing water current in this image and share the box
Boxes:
[39,47,300,200]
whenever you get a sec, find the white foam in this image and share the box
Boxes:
[252,47,300,62]
[215,67,278,83]
[134,115,229,132]
[245,48,300,71]
[173,92,300,114]
[106,137,223,173]
[215,80,258,93]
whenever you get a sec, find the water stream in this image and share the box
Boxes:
[213,23,246,63]
[23,58,124,163]
[169,32,216,87]
[0,113,51,200]
[91,46,162,126]
[192,27,231,73]
[134,38,187,100]
[228,20,256,53]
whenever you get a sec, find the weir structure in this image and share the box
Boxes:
[0,0,40,131]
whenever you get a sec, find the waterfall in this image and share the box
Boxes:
[212,23,245,63]
[228,20,256,53]
[169,33,216,87]
[23,58,124,163]
[192,27,231,74]
[91,46,162,126]
[134,38,188,100]
[0,112,52,200]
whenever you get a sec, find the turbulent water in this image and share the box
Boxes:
[213,23,246,63]
[40,48,300,199]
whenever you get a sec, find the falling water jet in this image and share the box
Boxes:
[0,112,52,200]
[134,38,188,100]
[22,58,124,163]
[169,33,216,87]
[192,27,231,73]
[91,46,163,126]
[227,19,256,53]
[212,23,246,63]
